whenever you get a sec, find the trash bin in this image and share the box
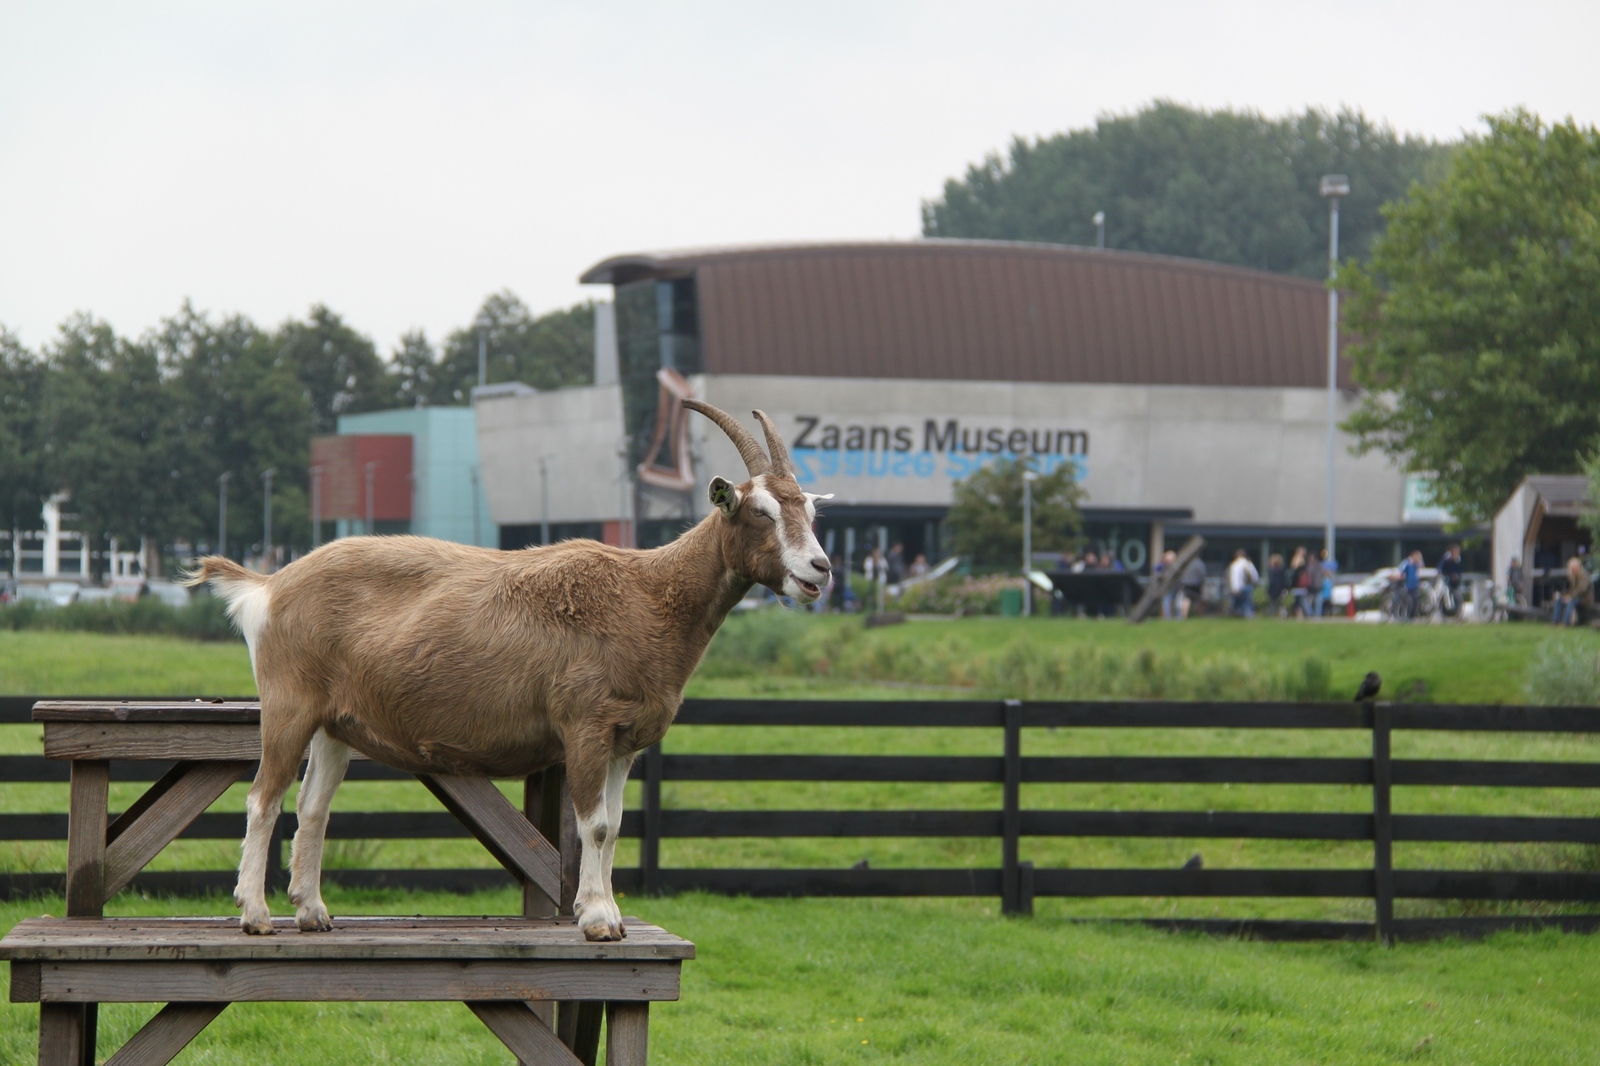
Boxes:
[999,587,1023,617]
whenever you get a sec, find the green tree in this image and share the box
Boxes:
[944,458,1085,568]
[0,328,48,533]
[157,303,313,558]
[432,293,595,403]
[923,101,1450,278]
[273,305,391,434]
[385,329,440,408]
[1341,111,1600,524]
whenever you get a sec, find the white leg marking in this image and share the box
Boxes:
[288,729,350,932]
[573,756,633,942]
[235,785,283,935]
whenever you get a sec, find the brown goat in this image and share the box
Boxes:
[186,401,831,940]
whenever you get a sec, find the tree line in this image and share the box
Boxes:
[0,294,594,572]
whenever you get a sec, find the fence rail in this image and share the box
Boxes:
[4,695,1600,941]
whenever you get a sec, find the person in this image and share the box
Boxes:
[1286,547,1308,617]
[1553,557,1594,626]
[828,554,851,612]
[887,543,906,586]
[1303,549,1323,619]
[1437,544,1464,615]
[863,546,885,583]
[1507,557,1525,607]
[1156,549,1180,620]
[1314,548,1337,618]
[1266,553,1286,617]
[1227,549,1259,618]
[908,553,929,579]
[1076,550,1100,573]
[1179,555,1206,618]
[1398,550,1423,618]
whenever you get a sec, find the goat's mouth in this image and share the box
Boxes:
[791,574,824,600]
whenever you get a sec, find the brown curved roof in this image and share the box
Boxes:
[581,240,1345,389]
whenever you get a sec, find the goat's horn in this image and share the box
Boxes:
[681,399,770,477]
[752,410,791,475]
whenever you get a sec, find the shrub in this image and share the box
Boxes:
[698,607,813,676]
[1524,636,1600,706]
[897,575,1025,616]
[0,594,238,642]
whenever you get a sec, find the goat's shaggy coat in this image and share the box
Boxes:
[189,402,832,940]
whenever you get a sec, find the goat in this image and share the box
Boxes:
[186,400,832,941]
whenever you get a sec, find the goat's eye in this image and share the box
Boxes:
[759,511,776,522]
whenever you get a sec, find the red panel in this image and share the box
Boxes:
[309,435,412,520]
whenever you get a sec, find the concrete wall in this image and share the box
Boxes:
[695,375,1409,529]
[476,383,630,526]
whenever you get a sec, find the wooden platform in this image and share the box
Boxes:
[5,700,695,1065]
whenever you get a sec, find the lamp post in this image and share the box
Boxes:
[217,472,231,558]
[364,461,379,535]
[1022,467,1039,617]
[536,454,555,546]
[310,465,323,549]
[1093,211,1105,250]
[476,314,490,390]
[1320,173,1349,567]
[260,468,276,572]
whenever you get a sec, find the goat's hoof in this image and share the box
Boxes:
[577,907,626,941]
[295,904,333,932]
[240,913,276,936]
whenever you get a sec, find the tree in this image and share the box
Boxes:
[273,305,391,434]
[1341,111,1600,524]
[923,101,1451,278]
[386,329,440,408]
[0,328,48,533]
[431,293,595,403]
[944,458,1085,568]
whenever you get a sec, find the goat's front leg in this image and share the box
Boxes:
[287,729,350,932]
[568,748,632,941]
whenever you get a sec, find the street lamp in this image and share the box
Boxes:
[364,461,379,535]
[310,465,324,549]
[476,313,491,390]
[260,468,276,572]
[1320,173,1349,568]
[1092,211,1106,251]
[1022,467,1039,617]
[536,454,555,546]
[216,471,231,558]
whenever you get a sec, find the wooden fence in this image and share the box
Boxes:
[4,695,1600,941]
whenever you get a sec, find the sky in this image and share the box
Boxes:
[2,1,1597,356]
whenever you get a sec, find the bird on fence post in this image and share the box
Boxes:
[1354,671,1382,702]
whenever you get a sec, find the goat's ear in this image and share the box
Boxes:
[708,476,742,517]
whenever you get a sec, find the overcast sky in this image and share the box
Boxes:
[2,1,1596,356]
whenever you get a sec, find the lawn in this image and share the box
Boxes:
[1,620,1597,1062]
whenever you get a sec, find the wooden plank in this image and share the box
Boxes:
[45,724,262,762]
[33,960,682,1003]
[102,762,252,901]
[674,699,1002,728]
[1031,868,1374,898]
[639,868,1005,897]
[37,1003,86,1066]
[558,1001,603,1064]
[10,961,41,1001]
[1024,701,1370,730]
[1372,702,1394,945]
[1019,810,1372,840]
[65,761,108,918]
[1393,870,1600,901]
[417,775,561,909]
[640,746,662,897]
[1127,534,1204,623]
[33,702,261,725]
[1001,700,1022,916]
[1391,760,1600,788]
[1024,756,1371,785]
[1392,814,1600,843]
[605,1002,649,1066]
[106,764,190,846]
[467,1002,582,1065]
[1390,704,1600,734]
[0,916,694,962]
[663,755,1002,782]
[103,1003,228,1066]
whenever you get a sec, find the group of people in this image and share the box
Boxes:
[826,541,929,612]
[1215,546,1339,619]
[1154,549,1208,619]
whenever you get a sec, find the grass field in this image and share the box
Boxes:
[2,621,1598,1062]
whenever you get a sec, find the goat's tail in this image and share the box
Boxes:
[182,555,265,594]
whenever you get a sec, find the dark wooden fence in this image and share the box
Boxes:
[4,695,1600,941]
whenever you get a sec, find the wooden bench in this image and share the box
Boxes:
[0,701,694,1065]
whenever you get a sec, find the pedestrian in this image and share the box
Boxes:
[1303,550,1324,618]
[887,542,906,586]
[1398,550,1423,618]
[1437,544,1464,616]
[1266,553,1286,617]
[1177,550,1203,617]
[1227,549,1259,618]
[1553,557,1594,626]
[1507,557,1525,607]
[1156,549,1180,620]
[1287,547,1309,617]
[1314,548,1337,618]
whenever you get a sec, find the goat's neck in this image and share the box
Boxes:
[644,515,753,648]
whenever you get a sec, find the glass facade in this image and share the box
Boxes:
[616,277,702,468]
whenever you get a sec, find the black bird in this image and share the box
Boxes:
[1181,854,1204,870]
[1354,671,1382,702]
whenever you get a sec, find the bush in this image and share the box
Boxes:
[1524,636,1600,706]
[698,608,813,677]
[0,594,238,642]
[897,574,1025,616]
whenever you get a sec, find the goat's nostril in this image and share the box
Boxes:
[812,556,831,574]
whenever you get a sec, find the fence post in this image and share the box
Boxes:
[1371,700,1395,946]
[1002,700,1024,916]
[641,743,662,897]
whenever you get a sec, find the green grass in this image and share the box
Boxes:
[3,889,1599,1065]
[2,623,1599,1062]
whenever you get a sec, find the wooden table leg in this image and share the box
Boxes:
[65,759,109,1066]
[605,1003,649,1066]
[38,1004,85,1066]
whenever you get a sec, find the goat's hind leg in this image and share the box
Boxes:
[236,707,317,935]
[288,728,350,932]
[567,742,630,942]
